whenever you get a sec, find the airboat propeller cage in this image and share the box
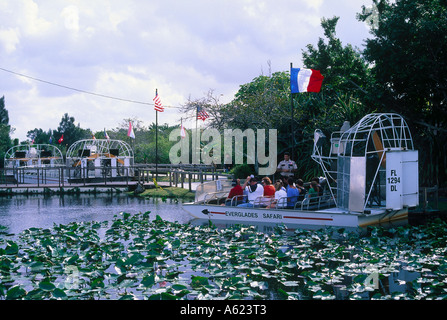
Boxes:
[66,139,134,177]
[4,144,64,168]
[312,113,419,213]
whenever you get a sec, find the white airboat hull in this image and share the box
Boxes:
[183,203,408,228]
[183,113,417,229]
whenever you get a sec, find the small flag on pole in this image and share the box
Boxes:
[290,68,324,93]
[58,134,64,144]
[104,128,110,140]
[197,106,209,121]
[127,121,135,139]
[153,91,164,112]
[180,123,186,139]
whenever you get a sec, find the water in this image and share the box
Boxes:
[0,194,192,234]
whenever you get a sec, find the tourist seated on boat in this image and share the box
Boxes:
[224,179,244,206]
[311,177,323,196]
[286,177,300,208]
[296,178,307,201]
[237,175,264,208]
[280,176,289,190]
[308,181,319,204]
[261,177,275,206]
[267,181,287,208]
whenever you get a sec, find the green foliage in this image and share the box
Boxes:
[26,128,53,145]
[1,212,446,300]
[0,96,9,125]
[23,113,177,164]
[230,164,254,179]
[103,121,178,164]
[214,17,372,178]
[55,113,91,149]
[0,96,12,167]
[302,16,372,103]
[358,0,447,186]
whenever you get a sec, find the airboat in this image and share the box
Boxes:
[3,144,65,184]
[3,139,135,184]
[183,113,419,228]
[65,139,134,182]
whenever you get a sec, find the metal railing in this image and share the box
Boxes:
[0,164,232,190]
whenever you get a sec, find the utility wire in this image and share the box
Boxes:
[0,67,179,108]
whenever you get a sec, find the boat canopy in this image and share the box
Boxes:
[312,113,419,213]
[66,139,134,168]
[4,144,64,168]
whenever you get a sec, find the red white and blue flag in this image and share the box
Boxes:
[104,128,110,140]
[197,106,209,121]
[153,91,164,112]
[290,68,324,93]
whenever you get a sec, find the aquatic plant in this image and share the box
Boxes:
[0,214,446,300]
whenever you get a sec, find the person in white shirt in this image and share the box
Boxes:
[267,181,287,208]
[237,175,264,207]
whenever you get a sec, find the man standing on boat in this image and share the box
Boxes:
[237,175,264,208]
[277,152,297,179]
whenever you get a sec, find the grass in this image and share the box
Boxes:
[137,186,195,200]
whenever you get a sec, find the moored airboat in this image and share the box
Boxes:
[183,113,419,228]
[65,139,134,182]
[4,144,65,184]
[3,139,135,184]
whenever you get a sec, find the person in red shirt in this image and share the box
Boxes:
[225,179,244,206]
[261,177,275,207]
[262,177,275,196]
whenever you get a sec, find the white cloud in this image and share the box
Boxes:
[303,0,324,10]
[61,5,80,33]
[0,28,20,54]
[17,0,52,36]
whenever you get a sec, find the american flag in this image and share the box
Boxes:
[197,106,209,121]
[153,91,164,112]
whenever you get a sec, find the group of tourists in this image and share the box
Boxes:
[224,152,323,209]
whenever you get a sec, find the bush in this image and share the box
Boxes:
[230,164,255,179]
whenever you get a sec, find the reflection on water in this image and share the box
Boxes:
[0,194,192,234]
[0,193,415,236]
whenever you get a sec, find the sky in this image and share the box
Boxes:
[0,0,374,142]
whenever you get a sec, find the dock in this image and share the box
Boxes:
[0,164,232,195]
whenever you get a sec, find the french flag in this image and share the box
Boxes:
[290,68,324,93]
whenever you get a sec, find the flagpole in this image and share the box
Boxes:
[155,89,159,182]
[290,62,295,160]
[195,107,198,165]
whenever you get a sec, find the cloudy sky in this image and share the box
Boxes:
[0,0,373,141]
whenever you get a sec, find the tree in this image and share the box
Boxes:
[27,128,52,144]
[55,113,91,149]
[358,0,447,186]
[0,96,12,167]
[180,90,227,130]
[98,118,178,164]
[302,17,373,103]
[0,96,9,125]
